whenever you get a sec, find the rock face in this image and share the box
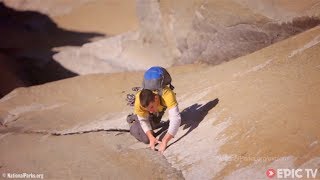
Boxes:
[0,0,139,93]
[1,0,92,17]
[0,2,103,98]
[53,0,181,74]
[2,0,320,79]
[1,0,138,35]
[1,1,320,179]
[1,26,320,179]
[52,0,320,74]
[232,0,320,21]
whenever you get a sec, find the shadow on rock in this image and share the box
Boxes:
[0,2,105,98]
[155,98,219,149]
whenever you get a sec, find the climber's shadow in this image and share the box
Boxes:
[155,98,219,148]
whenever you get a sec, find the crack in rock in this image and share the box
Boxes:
[0,128,130,136]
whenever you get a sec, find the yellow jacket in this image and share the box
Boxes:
[134,86,178,118]
[134,86,181,136]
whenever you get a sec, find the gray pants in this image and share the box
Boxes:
[127,112,165,144]
[130,118,150,144]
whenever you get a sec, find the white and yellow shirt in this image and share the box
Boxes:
[134,87,181,136]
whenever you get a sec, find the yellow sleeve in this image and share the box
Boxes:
[134,91,149,118]
[162,87,178,109]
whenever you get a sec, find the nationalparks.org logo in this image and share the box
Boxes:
[266,168,319,179]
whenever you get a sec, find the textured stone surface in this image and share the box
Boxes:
[1,26,320,179]
[52,0,320,74]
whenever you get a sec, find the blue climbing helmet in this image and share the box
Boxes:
[142,66,174,96]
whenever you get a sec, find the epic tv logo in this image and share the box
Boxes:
[266,168,319,179]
